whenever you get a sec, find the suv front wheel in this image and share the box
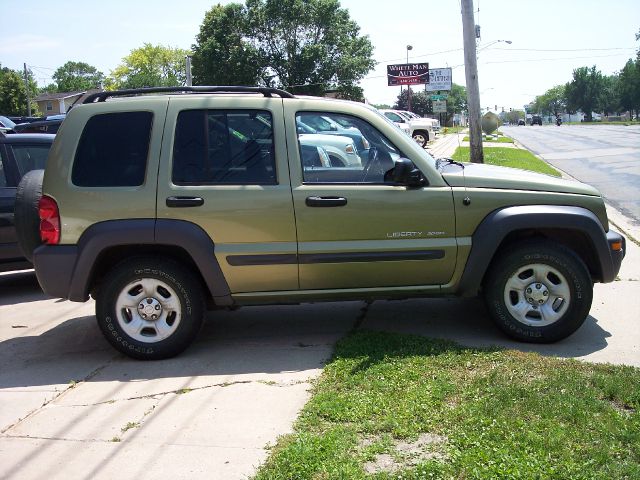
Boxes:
[96,257,205,360]
[484,241,593,343]
[412,130,429,147]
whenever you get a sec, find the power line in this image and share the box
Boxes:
[492,47,635,53]
[483,52,633,64]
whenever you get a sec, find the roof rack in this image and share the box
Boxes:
[82,86,295,104]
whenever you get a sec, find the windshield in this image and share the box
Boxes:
[0,116,16,128]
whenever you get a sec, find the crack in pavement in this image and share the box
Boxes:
[351,300,372,332]
[34,378,315,408]
[0,356,119,435]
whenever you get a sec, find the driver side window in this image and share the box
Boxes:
[296,112,402,184]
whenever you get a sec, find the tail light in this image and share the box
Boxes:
[39,195,60,245]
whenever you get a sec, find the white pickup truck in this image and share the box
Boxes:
[379,109,438,147]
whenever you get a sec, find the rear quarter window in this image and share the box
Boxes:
[72,111,153,187]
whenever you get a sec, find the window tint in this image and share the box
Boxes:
[12,145,50,176]
[172,110,276,185]
[296,112,403,184]
[72,112,152,187]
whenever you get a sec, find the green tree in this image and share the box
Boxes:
[192,0,375,100]
[504,109,525,124]
[52,61,104,92]
[393,84,466,125]
[0,64,39,115]
[192,3,263,87]
[565,66,605,121]
[394,89,432,116]
[109,44,190,89]
[601,74,621,116]
[446,83,467,126]
[618,58,640,119]
[533,85,566,117]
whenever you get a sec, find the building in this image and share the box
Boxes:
[35,89,103,115]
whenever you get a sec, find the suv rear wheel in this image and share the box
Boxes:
[484,241,592,343]
[96,257,205,360]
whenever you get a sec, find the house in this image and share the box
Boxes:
[35,89,103,115]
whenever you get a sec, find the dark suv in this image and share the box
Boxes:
[0,132,54,272]
[531,115,543,126]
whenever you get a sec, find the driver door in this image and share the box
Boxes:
[285,107,457,290]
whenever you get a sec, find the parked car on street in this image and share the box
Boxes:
[13,115,65,134]
[380,109,436,147]
[20,86,624,360]
[0,116,16,134]
[0,132,54,272]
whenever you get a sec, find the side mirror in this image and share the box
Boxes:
[392,158,426,188]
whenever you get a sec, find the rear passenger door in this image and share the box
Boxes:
[156,97,298,294]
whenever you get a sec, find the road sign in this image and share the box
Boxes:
[426,68,452,91]
[386,63,429,86]
[433,100,447,113]
[430,94,448,101]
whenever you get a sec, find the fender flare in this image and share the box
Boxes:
[457,205,614,296]
[62,219,231,303]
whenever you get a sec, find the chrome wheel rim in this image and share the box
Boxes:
[115,278,182,343]
[503,263,570,327]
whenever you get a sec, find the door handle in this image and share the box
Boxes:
[305,196,347,207]
[166,196,205,208]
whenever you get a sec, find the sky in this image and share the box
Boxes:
[1,0,638,112]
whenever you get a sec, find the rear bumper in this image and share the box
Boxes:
[33,245,81,300]
[604,230,625,282]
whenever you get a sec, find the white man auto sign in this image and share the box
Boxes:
[425,68,452,92]
[386,63,429,86]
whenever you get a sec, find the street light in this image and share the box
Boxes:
[477,39,512,54]
[406,45,413,112]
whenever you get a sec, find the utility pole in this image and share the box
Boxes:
[23,63,31,116]
[461,0,483,163]
[185,56,193,86]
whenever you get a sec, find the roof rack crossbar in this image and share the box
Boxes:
[83,86,294,104]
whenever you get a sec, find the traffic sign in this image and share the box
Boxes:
[433,100,447,113]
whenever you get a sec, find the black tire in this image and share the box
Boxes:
[96,257,205,360]
[14,169,44,262]
[412,130,429,148]
[483,241,592,343]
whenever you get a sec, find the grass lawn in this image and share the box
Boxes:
[451,147,562,177]
[462,135,514,143]
[442,126,467,134]
[255,331,640,479]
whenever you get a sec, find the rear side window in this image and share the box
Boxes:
[12,145,50,176]
[172,109,276,185]
[72,112,152,187]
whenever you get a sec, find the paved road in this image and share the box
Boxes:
[503,125,640,226]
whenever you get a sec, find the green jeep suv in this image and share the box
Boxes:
[25,87,625,359]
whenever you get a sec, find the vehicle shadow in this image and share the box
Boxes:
[0,270,49,306]
[0,295,613,393]
[0,302,363,391]
[362,297,612,362]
